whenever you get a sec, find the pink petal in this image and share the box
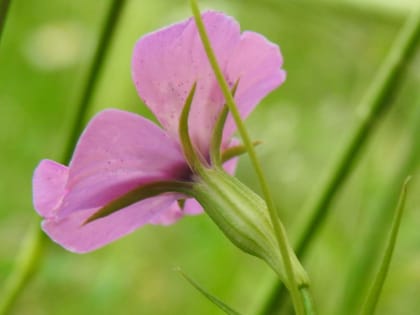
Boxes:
[132,11,284,156]
[132,11,240,156]
[33,160,68,217]
[59,109,188,218]
[42,195,176,253]
[148,201,184,226]
[223,31,285,140]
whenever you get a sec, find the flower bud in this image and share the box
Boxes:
[192,168,308,287]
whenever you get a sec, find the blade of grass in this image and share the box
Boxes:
[0,224,44,315]
[176,268,243,315]
[258,8,420,315]
[359,176,411,315]
[0,1,126,314]
[0,0,11,45]
[336,96,420,315]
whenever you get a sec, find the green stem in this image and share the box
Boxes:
[300,287,316,315]
[0,0,11,46]
[258,8,420,315]
[0,225,44,315]
[0,1,127,314]
[63,0,127,163]
[190,1,312,314]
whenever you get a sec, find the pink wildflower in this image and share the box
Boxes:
[32,11,285,253]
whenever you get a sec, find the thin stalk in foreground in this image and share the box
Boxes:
[190,1,312,314]
[0,0,11,45]
[259,9,420,315]
[0,1,126,314]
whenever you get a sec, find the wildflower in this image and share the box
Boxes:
[32,11,285,254]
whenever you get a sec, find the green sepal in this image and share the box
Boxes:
[179,82,207,173]
[210,80,240,167]
[360,177,411,315]
[221,141,262,163]
[176,268,242,315]
[83,181,193,225]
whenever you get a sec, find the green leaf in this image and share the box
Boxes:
[179,82,207,173]
[210,80,240,167]
[83,181,193,224]
[360,176,412,315]
[221,141,262,163]
[175,268,242,315]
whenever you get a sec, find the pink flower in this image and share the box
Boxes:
[32,11,285,253]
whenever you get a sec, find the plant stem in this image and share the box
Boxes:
[63,0,127,162]
[0,1,126,314]
[300,287,316,315]
[259,8,420,315]
[0,224,44,315]
[190,1,314,314]
[0,0,11,46]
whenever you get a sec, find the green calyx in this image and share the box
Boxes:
[191,167,308,287]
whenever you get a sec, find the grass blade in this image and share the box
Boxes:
[0,0,11,45]
[176,268,242,315]
[359,177,411,315]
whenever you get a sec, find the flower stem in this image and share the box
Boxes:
[0,1,127,314]
[258,8,420,315]
[190,1,312,314]
[0,0,11,46]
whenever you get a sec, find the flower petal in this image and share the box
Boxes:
[132,11,284,155]
[42,195,176,253]
[132,11,240,155]
[33,159,68,217]
[223,31,286,141]
[59,109,188,218]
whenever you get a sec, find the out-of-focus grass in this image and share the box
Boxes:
[0,1,419,315]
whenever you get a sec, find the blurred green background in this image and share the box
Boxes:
[0,0,419,314]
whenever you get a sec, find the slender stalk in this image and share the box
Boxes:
[0,1,126,314]
[0,224,44,315]
[190,1,312,314]
[63,0,127,162]
[0,0,11,46]
[300,287,316,315]
[258,9,420,315]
